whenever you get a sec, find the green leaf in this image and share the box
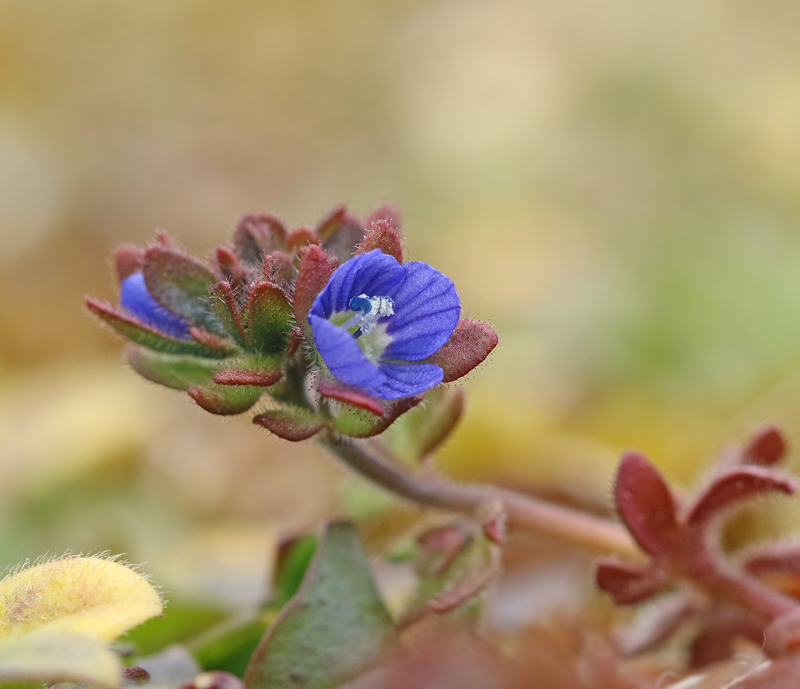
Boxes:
[272,536,317,608]
[188,383,263,416]
[244,522,398,689]
[126,346,218,391]
[143,246,224,334]
[247,283,294,356]
[192,616,271,677]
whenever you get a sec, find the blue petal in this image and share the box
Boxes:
[120,272,193,340]
[310,250,405,319]
[382,262,460,361]
[309,314,386,390]
[370,363,444,400]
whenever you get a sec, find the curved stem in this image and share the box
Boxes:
[320,435,639,558]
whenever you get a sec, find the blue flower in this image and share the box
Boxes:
[119,271,193,340]
[308,249,461,400]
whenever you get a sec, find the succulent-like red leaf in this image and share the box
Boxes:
[188,383,262,416]
[287,227,319,249]
[615,451,680,555]
[595,560,666,605]
[213,369,283,387]
[426,319,498,383]
[253,408,323,442]
[745,426,787,466]
[234,213,287,263]
[209,281,249,348]
[113,245,144,282]
[688,467,796,526]
[143,246,221,333]
[86,298,224,358]
[247,282,294,356]
[317,379,384,416]
[354,220,403,263]
[294,245,333,336]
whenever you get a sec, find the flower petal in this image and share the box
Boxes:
[383,262,460,361]
[370,363,443,400]
[309,315,386,390]
[310,250,404,319]
[119,272,192,340]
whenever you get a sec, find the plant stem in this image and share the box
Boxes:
[320,435,639,558]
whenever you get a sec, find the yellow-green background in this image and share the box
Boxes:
[2,1,800,606]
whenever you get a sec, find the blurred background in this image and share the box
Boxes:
[3,0,800,619]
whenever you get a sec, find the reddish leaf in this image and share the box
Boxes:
[213,369,283,387]
[143,246,221,333]
[688,467,796,526]
[595,560,666,605]
[315,204,348,242]
[86,298,223,358]
[113,245,144,282]
[188,383,262,416]
[208,281,249,348]
[253,408,323,442]
[354,220,403,263]
[287,227,319,249]
[615,451,679,555]
[234,213,287,263]
[317,379,384,416]
[247,282,294,356]
[426,319,498,383]
[745,426,787,466]
[214,246,247,287]
[294,245,333,336]
[262,251,295,287]
[316,206,366,263]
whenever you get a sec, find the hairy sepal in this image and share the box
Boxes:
[247,282,295,356]
[188,383,262,416]
[294,245,334,337]
[253,407,324,442]
[333,396,423,438]
[317,379,385,416]
[426,319,498,383]
[316,205,366,264]
[355,220,403,263]
[234,213,288,264]
[595,560,665,605]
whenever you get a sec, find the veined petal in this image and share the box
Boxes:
[370,363,444,400]
[120,272,192,340]
[309,315,386,390]
[383,262,460,361]
[310,250,404,319]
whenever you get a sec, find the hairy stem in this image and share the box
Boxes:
[320,435,639,558]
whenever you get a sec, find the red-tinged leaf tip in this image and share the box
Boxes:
[595,560,666,605]
[687,467,796,527]
[615,451,680,555]
[367,203,401,231]
[213,369,283,387]
[189,327,237,354]
[286,327,304,357]
[315,204,348,242]
[483,504,507,545]
[316,208,366,262]
[294,245,333,334]
[354,220,404,263]
[333,395,423,438]
[317,379,385,416]
[287,227,319,249]
[744,542,800,576]
[188,384,262,416]
[209,281,249,348]
[745,426,787,466]
[234,213,288,263]
[253,408,323,442]
[246,281,294,356]
[427,319,498,383]
[113,245,144,282]
[262,251,295,287]
[215,246,246,286]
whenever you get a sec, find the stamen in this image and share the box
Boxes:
[344,293,394,337]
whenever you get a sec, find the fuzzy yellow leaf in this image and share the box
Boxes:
[0,556,163,641]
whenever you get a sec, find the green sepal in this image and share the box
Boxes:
[188,383,263,416]
[247,282,294,356]
[87,298,226,358]
[126,346,218,391]
[244,521,399,688]
[333,396,422,438]
[213,354,284,387]
[253,407,324,442]
[143,246,224,334]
